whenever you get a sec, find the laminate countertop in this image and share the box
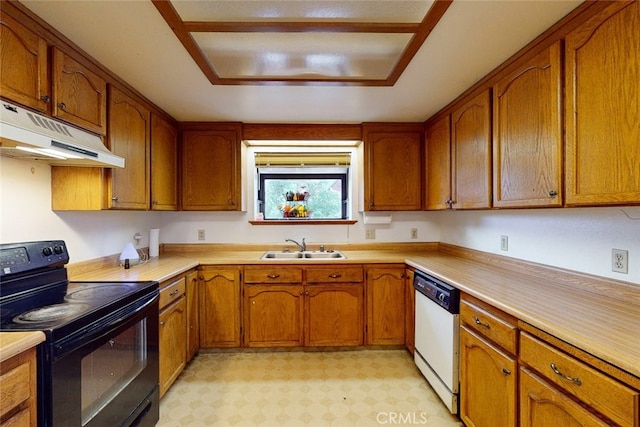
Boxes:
[67,245,639,381]
[0,332,45,362]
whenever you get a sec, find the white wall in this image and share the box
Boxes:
[2,155,638,285]
[438,208,640,283]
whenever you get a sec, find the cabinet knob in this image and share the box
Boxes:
[57,102,66,110]
[548,190,558,197]
[41,95,51,103]
[502,368,511,376]
[112,196,119,202]
[329,273,342,278]
[160,321,165,326]
[152,199,158,205]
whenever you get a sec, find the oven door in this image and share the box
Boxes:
[41,295,159,427]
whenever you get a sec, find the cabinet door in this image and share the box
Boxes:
[305,284,364,346]
[150,114,178,210]
[107,86,150,209]
[404,269,415,354]
[520,368,610,427]
[493,42,562,207]
[243,285,304,347]
[52,48,106,135]
[460,326,517,427]
[363,124,423,211]
[199,267,241,348]
[185,270,199,360]
[451,90,492,209]
[0,14,49,112]
[565,1,640,205]
[424,115,452,210]
[181,127,241,210]
[366,266,405,345]
[159,296,187,398]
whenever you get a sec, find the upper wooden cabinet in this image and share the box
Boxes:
[52,48,107,135]
[424,115,452,210]
[181,125,242,211]
[151,114,178,210]
[107,86,150,209]
[493,42,563,208]
[363,123,423,211]
[0,13,49,113]
[565,1,640,206]
[451,90,492,209]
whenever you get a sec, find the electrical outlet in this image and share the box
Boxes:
[365,229,376,240]
[198,229,206,241]
[500,235,508,251]
[612,249,628,274]
[411,228,418,239]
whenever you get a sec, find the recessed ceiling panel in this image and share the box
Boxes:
[172,1,434,23]
[193,32,412,79]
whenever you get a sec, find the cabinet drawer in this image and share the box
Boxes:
[0,360,30,419]
[159,277,186,309]
[244,267,302,283]
[306,267,363,283]
[460,299,518,354]
[520,332,639,427]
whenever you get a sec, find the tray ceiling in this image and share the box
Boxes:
[152,0,451,86]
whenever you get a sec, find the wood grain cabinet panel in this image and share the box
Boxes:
[366,265,405,345]
[199,266,241,348]
[363,124,423,211]
[0,14,49,113]
[305,284,363,346]
[0,347,37,426]
[460,326,517,427]
[451,90,492,209]
[159,296,186,398]
[492,41,563,207]
[404,269,415,354]
[181,126,242,211]
[424,115,452,210]
[565,1,640,206]
[107,85,150,210]
[185,269,200,360]
[52,48,106,135]
[150,114,178,211]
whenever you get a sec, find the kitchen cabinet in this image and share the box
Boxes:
[363,123,423,211]
[404,268,415,354]
[451,90,492,209]
[459,296,518,427]
[0,346,38,426]
[150,113,178,211]
[305,266,364,346]
[565,1,640,206]
[520,331,639,427]
[424,115,452,210]
[492,42,563,208]
[159,276,187,398]
[106,85,150,209]
[52,47,107,135]
[199,266,241,348]
[185,269,199,360]
[365,265,405,345]
[0,13,49,113]
[181,124,242,211]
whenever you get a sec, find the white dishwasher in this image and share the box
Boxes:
[413,270,460,414]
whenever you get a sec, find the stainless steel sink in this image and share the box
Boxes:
[260,250,346,260]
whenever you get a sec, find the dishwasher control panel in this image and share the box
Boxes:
[413,270,459,314]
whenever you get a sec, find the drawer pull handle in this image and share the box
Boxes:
[502,368,511,376]
[267,274,280,279]
[550,363,582,386]
[169,289,179,296]
[474,316,490,328]
[329,273,342,278]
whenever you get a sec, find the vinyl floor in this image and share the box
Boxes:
[157,349,463,427]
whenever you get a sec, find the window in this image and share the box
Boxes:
[254,152,351,221]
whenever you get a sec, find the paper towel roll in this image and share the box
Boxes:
[149,228,160,257]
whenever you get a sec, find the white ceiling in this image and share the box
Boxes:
[20,0,583,124]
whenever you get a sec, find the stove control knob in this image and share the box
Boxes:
[42,247,53,256]
[438,293,446,302]
[53,246,64,255]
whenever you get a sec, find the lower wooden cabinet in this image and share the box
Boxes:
[199,266,241,348]
[366,265,405,345]
[460,326,517,427]
[404,268,415,354]
[185,269,199,360]
[0,346,38,426]
[305,284,363,346]
[159,292,186,398]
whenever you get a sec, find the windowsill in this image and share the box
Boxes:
[249,219,358,225]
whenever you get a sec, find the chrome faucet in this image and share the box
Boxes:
[285,237,306,252]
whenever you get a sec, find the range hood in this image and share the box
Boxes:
[0,101,124,168]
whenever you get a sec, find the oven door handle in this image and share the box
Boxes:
[52,293,158,359]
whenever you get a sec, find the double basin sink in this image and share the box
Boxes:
[260,250,346,260]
